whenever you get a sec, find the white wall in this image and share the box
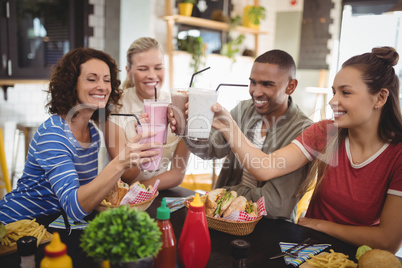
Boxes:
[274,0,342,121]
[0,84,49,190]
[88,0,106,51]
[119,0,153,80]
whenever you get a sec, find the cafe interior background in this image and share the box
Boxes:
[0,0,401,236]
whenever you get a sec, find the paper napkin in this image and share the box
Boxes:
[279,242,331,267]
[165,197,188,213]
[120,179,160,205]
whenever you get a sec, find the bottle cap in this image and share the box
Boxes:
[44,232,67,257]
[190,193,204,207]
[17,236,37,256]
[156,198,171,220]
[231,239,250,259]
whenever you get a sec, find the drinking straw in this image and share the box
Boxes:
[215,83,248,92]
[111,113,141,126]
[189,66,211,87]
[154,87,157,102]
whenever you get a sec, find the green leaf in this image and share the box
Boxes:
[179,0,196,4]
[80,206,162,265]
[248,6,266,25]
[0,223,6,240]
[177,35,206,77]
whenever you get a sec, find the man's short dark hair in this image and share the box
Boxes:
[255,49,296,78]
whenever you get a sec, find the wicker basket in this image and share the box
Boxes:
[96,191,159,212]
[205,215,262,236]
[185,197,262,236]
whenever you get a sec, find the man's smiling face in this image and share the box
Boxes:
[249,62,295,119]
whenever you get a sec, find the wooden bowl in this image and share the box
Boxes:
[96,191,159,212]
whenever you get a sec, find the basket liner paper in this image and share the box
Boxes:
[120,179,160,205]
[185,194,267,222]
[216,196,267,222]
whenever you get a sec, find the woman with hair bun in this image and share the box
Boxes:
[209,46,402,253]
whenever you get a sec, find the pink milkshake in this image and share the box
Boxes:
[137,123,165,172]
[144,99,169,144]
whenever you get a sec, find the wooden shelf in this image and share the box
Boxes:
[163,0,266,88]
[0,79,48,101]
[162,15,267,35]
[0,79,48,86]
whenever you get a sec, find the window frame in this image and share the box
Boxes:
[0,0,89,80]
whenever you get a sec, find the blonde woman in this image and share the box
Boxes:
[105,37,190,190]
[210,47,402,253]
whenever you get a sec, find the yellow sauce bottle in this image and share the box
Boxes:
[40,232,73,268]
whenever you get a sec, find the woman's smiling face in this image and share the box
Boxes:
[76,58,111,110]
[127,48,165,102]
[330,66,378,129]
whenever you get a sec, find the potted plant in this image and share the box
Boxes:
[178,0,196,17]
[177,35,206,78]
[80,206,162,267]
[242,5,266,30]
[221,15,245,63]
[221,34,245,64]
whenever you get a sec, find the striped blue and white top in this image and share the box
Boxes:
[0,115,100,224]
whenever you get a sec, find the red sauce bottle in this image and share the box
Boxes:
[153,198,176,268]
[178,193,211,268]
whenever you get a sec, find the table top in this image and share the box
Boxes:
[0,186,358,267]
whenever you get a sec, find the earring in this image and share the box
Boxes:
[374,106,379,109]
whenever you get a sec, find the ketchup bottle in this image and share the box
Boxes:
[40,232,72,268]
[178,193,211,268]
[153,198,176,268]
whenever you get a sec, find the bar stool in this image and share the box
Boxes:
[0,127,12,194]
[11,122,40,185]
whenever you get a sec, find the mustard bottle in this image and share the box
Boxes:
[40,232,73,268]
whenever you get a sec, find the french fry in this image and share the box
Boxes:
[36,228,47,247]
[1,236,10,245]
[1,219,51,247]
[8,233,21,241]
[306,249,357,268]
[101,199,112,206]
[30,224,43,237]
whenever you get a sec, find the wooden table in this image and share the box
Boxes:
[0,186,358,267]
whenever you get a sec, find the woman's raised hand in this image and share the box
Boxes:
[211,103,233,131]
[168,102,232,132]
[116,131,162,169]
[167,104,177,133]
[168,103,188,133]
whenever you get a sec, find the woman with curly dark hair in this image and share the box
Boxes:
[0,48,160,224]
